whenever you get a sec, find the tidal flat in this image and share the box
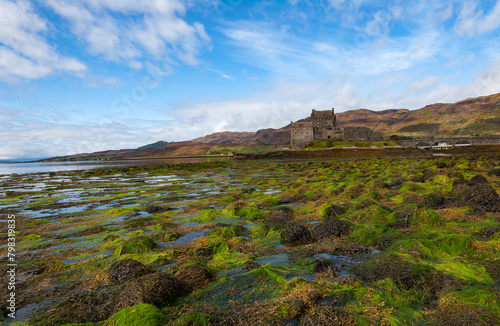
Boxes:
[1,154,499,326]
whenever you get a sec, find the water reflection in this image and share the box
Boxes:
[0,157,230,175]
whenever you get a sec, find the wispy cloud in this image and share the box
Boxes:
[45,0,211,66]
[455,0,500,36]
[0,0,87,82]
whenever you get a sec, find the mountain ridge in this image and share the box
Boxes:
[42,92,500,161]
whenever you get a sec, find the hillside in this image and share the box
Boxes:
[43,92,500,161]
[193,127,290,146]
[44,141,213,162]
[194,92,500,145]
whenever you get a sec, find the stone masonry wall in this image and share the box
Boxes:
[291,123,313,149]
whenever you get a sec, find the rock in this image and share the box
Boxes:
[332,245,371,256]
[195,246,213,257]
[488,168,500,177]
[436,162,447,169]
[324,204,346,218]
[453,178,469,186]
[108,259,151,284]
[145,205,171,214]
[424,193,444,208]
[174,262,214,291]
[243,261,261,271]
[312,259,340,277]
[467,175,489,186]
[310,218,349,241]
[115,272,188,311]
[265,207,294,231]
[281,222,312,243]
[466,184,500,212]
[479,227,500,238]
[288,249,315,263]
[385,177,407,189]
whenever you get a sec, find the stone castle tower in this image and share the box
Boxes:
[290,108,369,148]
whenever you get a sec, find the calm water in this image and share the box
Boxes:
[0,157,230,175]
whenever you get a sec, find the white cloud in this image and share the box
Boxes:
[455,0,500,36]
[45,0,211,66]
[0,0,87,82]
[408,76,441,92]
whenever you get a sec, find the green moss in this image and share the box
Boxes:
[353,205,392,224]
[238,204,263,220]
[110,304,168,326]
[21,234,42,241]
[208,241,248,272]
[349,224,402,247]
[115,236,157,255]
[175,312,210,326]
[192,209,221,222]
[208,226,237,239]
[436,287,500,325]
[411,208,443,227]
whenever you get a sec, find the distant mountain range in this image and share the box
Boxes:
[42,92,500,161]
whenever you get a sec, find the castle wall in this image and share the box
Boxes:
[344,128,370,141]
[291,123,313,148]
[291,109,374,149]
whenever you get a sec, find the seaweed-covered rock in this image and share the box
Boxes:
[488,168,500,177]
[118,236,157,255]
[265,206,294,231]
[280,189,300,204]
[385,177,407,189]
[281,222,312,243]
[324,204,346,218]
[108,259,151,284]
[243,261,261,271]
[450,184,469,198]
[174,262,214,291]
[466,184,500,212]
[288,249,315,263]
[310,218,349,241]
[424,193,444,208]
[115,272,187,311]
[31,291,116,325]
[163,232,181,242]
[467,174,489,186]
[436,162,448,169]
[422,170,438,182]
[145,205,171,214]
[453,178,469,186]
[332,245,371,256]
[351,254,461,296]
[195,246,213,257]
[479,227,500,238]
[300,306,356,326]
[312,259,340,277]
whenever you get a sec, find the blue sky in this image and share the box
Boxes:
[1,0,500,159]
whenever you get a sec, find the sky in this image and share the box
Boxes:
[1,0,500,160]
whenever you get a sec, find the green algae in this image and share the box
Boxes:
[411,208,444,227]
[21,234,42,241]
[115,235,157,255]
[5,153,500,325]
[174,311,210,326]
[108,304,168,326]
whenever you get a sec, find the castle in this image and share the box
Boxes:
[290,108,370,148]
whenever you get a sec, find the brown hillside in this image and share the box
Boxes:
[44,92,500,161]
